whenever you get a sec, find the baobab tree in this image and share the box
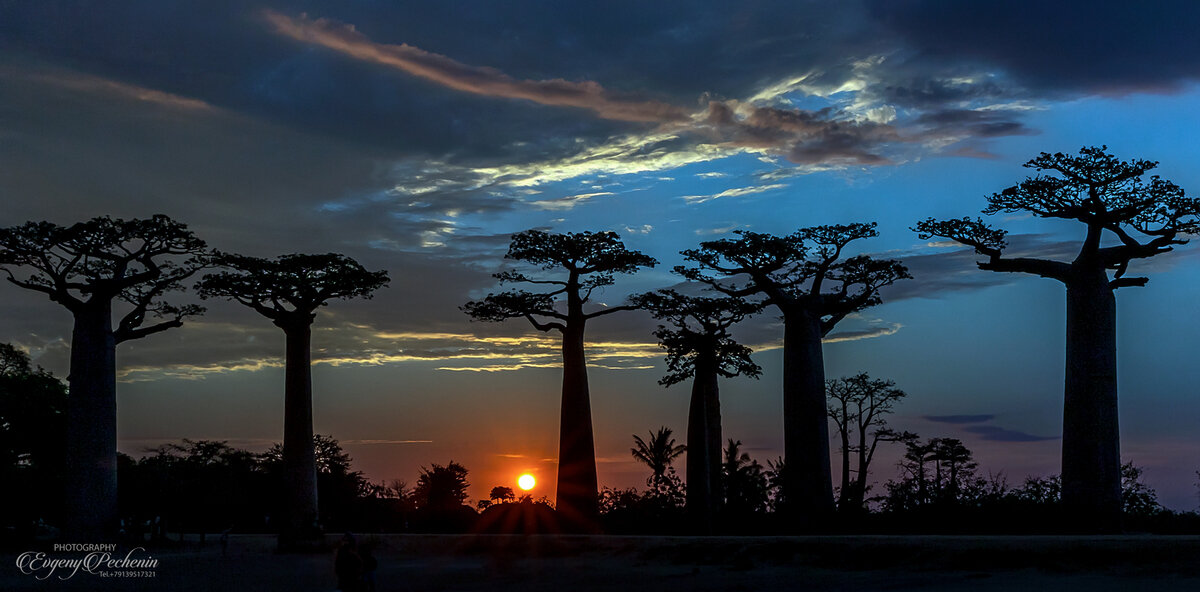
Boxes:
[914,146,1200,531]
[632,289,760,529]
[462,230,656,529]
[196,253,388,546]
[0,215,207,539]
[678,224,910,524]
[826,373,909,514]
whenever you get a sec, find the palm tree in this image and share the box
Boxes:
[631,426,686,486]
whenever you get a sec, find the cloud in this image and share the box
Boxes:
[923,414,1056,442]
[963,425,1057,442]
[264,10,690,123]
[924,414,996,424]
[695,224,745,236]
[866,0,1200,95]
[109,322,666,382]
[530,192,614,211]
[17,67,216,112]
[682,183,788,204]
[824,322,902,343]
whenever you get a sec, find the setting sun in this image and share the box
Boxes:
[517,474,536,491]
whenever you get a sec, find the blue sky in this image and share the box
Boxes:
[3,1,1200,508]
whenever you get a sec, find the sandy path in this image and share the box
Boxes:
[5,534,1200,591]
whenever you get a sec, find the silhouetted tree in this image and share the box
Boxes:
[914,146,1200,531]
[261,434,370,529]
[631,426,686,485]
[0,344,67,529]
[196,253,388,545]
[678,225,910,523]
[414,462,471,512]
[722,439,772,515]
[128,439,262,537]
[884,436,980,511]
[0,215,207,538]
[490,486,516,504]
[1010,474,1062,506]
[462,230,656,529]
[826,373,909,513]
[630,426,687,508]
[1120,462,1163,517]
[632,290,760,530]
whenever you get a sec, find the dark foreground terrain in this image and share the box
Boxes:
[5,534,1200,591]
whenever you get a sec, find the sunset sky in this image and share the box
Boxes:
[3,1,1200,509]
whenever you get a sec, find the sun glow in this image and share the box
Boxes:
[517,474,536,491]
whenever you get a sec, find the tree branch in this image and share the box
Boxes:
[1109,277,1148,290]
[584,304,637,319]
[978,256,1071,282]
[524,314,565,333]
[114,318,184,344]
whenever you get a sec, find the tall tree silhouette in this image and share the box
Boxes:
[0,215,207,539]
[678,224,910,524]
[196,253,388,546]
[915,146,1200,531]
[826,373,909,513]
[462,230,656,529]
[632,290,760,530]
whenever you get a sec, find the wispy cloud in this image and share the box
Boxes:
[530,191,613,210]
[682,183,787,204]
[264,11,688,123]
[13,66,215,112]
[824,322,902,343]
[963,425,1057,442]
[695,224,746,236]
[114,324,665,381]
[925,414,996,424]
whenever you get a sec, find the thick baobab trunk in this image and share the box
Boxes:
[65,301,118,541]
[279,321,319,546]
[782,311,835,524]
[1061,275,1121,531]
[704,365,722,513]
[686,354,720,532]
[556,322,599,530]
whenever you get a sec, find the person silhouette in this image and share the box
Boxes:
[359,543,377,592]
[334,533,363,592]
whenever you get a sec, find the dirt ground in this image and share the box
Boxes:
[5,534,1200,591]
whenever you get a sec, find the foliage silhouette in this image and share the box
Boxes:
[826,373,909,514]
[722,439,772,517]
[410,461,477,532]
[632,290,761,531]
[883,436,983,512]
[0,215,208,539]
[631,426,687,484]
[678,224,910,524]
[462,230,655,530]
[196,252,388,546]
[0,344,66,532]
[914,146,1200,531]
